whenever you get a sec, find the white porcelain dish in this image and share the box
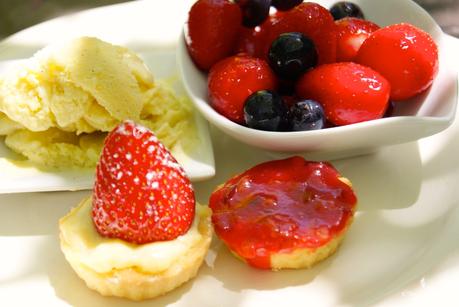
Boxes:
[0,37,215,194]
[2,0,459,307]
[178,0,458,160]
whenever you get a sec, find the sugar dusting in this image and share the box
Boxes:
[93,120,195,243]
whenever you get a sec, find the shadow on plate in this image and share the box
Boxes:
[195,128,423,212]
[335,199,459,306]
[334,141,422,212]
[0,191,88,236]
[420,112,459,180]
[200,238,332,292]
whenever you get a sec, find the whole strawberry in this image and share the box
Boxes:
[92,121,195,244]
[208,55,277,124]
[186,0,242,71]
[335,17,380,62]
[234,11,284,58]
[296,62,390,126]
[263,2,337,64]
[356,23,439,101]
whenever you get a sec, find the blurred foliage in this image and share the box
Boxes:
[0,0,457,39]
[0,0,132,38]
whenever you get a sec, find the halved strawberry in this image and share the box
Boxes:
[186,0,242,71]
[263,2,337,64]
[335,17,380,62]
[296,62,390,126]
[208,55,278,124]
[356,23,439,101]
[92,121,195,244]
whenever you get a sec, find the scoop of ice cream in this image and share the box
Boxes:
[0,112,22,135]
[0,37,153,134]
[5,129,105,169]
[44,36,154,124]
[0,37,196,169]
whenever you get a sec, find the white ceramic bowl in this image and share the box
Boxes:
[178,0,458,159]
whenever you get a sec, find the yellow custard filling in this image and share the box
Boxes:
[59,197,209,275]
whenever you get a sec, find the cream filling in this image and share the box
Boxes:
[59,197,207,274]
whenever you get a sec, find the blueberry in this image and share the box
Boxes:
[268,32,318,80]
[330,2,364,20]
[289,100,325,131]
[244,90,288,131]
[271,0,303,11]
[236,0,271,28]
[278,79,295,96]
[383,101,396,118]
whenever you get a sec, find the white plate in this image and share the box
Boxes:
[0,8,215,193]
[1,0,459,306]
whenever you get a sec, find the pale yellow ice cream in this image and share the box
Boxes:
[0,37,195,169]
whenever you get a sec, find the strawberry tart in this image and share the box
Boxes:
[209,156,357,270]
[59,121,212,300]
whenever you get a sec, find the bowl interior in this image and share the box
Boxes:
[178,0,458,156]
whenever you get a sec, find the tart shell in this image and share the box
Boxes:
[59,197,212,301]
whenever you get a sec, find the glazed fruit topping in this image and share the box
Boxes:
[271,0,303,11]
[186,0,242,70]
[335,17,380,62]
[289,99,325,131]
[243,90,288,131]
[236,0,271,28]
[329,1,364,20]
[92,121,195,244]
[208,55,277,124]
[296,62,391,126]
[209,156,357,269]
[268,32,318,80]
[356,23,439,101]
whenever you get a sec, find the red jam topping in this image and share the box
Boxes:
[209,156,357,269]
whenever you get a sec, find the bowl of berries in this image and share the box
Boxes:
[178,0,458,158]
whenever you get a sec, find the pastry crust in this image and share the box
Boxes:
[228,215,354,271]
[270,177,355,270]
[270,216,354,270]
[59,197,212,301]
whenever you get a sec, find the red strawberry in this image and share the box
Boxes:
[235,11,284,58]
[92,121,195,244]
[234,26,266,58]
[263,2,337,64]
[208,55,278,124]
[356,23,439,101]
[335,17,380,62]
[296,62,391,126]
[186,0,242,71]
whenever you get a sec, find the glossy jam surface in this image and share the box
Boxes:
[209,156,357,269]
